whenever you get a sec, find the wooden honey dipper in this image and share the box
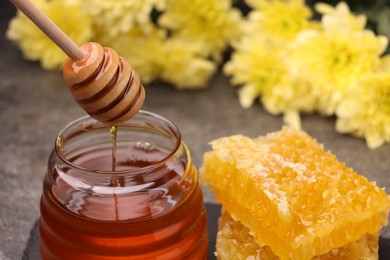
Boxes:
[9,0,145,125]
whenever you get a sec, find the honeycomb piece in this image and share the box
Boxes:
[216,211,379,260]
[201,127,390,259]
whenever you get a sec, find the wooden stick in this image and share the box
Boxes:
[9,0,86,61]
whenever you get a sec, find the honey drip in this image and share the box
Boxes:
[109,125,117,172]
[109,125,120,220]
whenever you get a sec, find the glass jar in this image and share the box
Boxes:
[39,111,208,259]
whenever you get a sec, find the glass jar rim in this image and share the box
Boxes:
[55,110,182,175]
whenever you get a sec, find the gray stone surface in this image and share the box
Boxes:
[1,2,390,259]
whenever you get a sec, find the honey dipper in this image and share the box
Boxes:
[9,0,145,125]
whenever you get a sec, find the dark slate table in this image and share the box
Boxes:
[1,2,389,259]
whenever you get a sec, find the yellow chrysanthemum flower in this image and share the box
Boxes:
[287,2,387,115]
[261,73,316,129]
[224,36,287,108]
[243,0,315,43]
[224,35,316,129]
[160,39,217,89]
[76,0,165,38]
[99,25,167,85]
[6,0,92,70]
[315,1,366,32]
[158,0,242,61]
[379,54,390,71]
[101,26,216,89]
[336,70,390,149]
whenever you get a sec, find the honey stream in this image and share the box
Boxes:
[109,125,117,172]
[109,125,119,220]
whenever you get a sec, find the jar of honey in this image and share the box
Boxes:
[39,111,208,259]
